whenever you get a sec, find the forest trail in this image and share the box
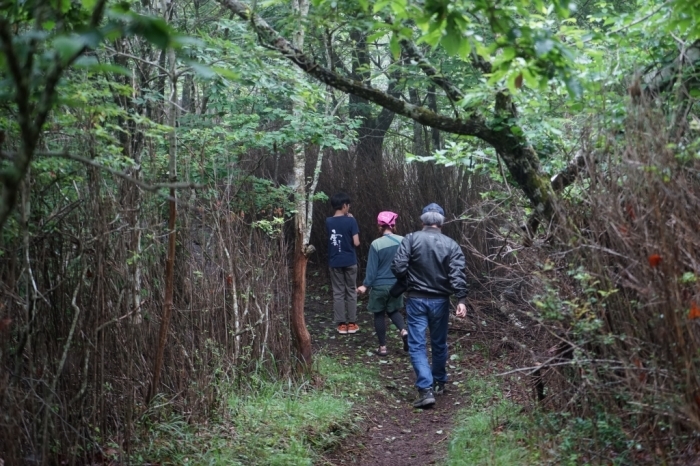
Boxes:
[303,273,529,466]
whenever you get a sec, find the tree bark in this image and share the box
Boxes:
[148,45,178,403]
[349,30,397,207]
[291,240,313,365]
[289,0,314,368]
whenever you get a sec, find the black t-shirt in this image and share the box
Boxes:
[326,215,359,268]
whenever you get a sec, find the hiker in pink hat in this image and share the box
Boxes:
[357,211,408,356]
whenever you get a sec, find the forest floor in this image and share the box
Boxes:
[303,272,534,466]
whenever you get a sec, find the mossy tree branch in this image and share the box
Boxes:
[218,0,559,231]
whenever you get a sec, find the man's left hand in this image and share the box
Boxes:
[455,303,467,318]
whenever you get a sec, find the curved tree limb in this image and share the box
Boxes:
[217,0,559,230]
[35,151,204,192]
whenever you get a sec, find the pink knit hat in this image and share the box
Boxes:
[377,211,398,227]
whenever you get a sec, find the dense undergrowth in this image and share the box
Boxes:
[128,355,377,465]
[456,101,700,463]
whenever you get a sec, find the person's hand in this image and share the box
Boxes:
[346,213,354,218]
[357,285,367,295]
[455,303,467,318]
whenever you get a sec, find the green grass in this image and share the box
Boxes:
[447,375,537,466]
[132,355,379,465]
[445,372,637,466]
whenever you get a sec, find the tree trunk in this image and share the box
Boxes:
[291,237,313,365]
[349,30,396,190]
[289,0,314,368]
[148,45,178,403]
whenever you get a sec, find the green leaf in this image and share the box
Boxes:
[134,16,171,49]
[57,0,71,13]
[367,29,389,43]
[211,66,240,80]
[440,26,462,56]
[457,38,471,59]
[500,46,516,63]
[389,34,401,59]
[565,75,583,98]
[190,62,216,79]
[54,36,85,61]
[80,29,104,48]
[418,26,443,47]
[534,38,554,56]
[373,0,390,13]
[521,68,539,89]
[74,57,132,76]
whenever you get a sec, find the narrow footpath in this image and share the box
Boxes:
[303,276,530,466]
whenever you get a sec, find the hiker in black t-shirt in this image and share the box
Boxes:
[326,192,360,335]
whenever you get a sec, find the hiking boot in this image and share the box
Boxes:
[337,323,348,334]
[433,381,446,395]
[346,323,359,334]
[412,388,436,408]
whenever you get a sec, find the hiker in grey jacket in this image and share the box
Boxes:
[357,211,408,356]
[391,203,468,408]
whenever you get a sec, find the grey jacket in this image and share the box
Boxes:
[391,227,468,304]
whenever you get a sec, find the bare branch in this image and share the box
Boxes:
[36,151,204,192]
[104,46,171,74]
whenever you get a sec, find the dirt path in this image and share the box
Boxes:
[304,278,473,466]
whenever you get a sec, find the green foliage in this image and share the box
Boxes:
[535,410,632,465]
[531,265,623,339]
[0,1,186,107]
[367,0,586,97]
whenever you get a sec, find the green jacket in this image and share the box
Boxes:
[363,234,403,287]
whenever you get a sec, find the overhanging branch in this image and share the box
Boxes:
[217,0,560,233]
[37,151,203,192]
[217,0,494,141]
